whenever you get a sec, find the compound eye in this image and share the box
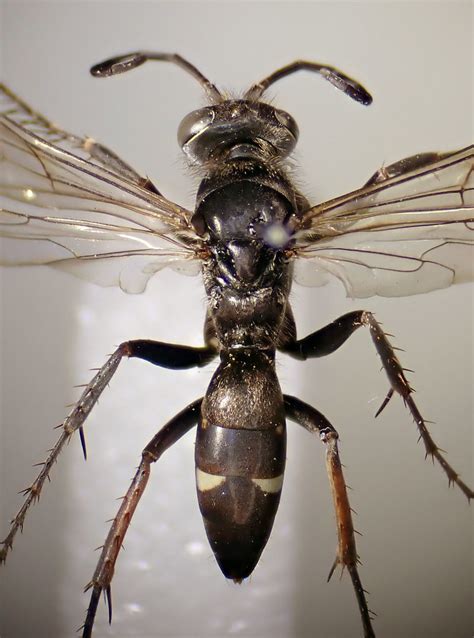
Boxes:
[177,107,216,149]
[274,109,299,142]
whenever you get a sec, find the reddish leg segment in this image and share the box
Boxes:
[285,395,375,638]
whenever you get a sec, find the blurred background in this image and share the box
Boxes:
[0,2,472,637]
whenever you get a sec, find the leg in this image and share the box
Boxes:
[81,398,202,638]
[284,395,375,638]
[125,339,216,369]
[281,311,473,500]
[0,340,216,563]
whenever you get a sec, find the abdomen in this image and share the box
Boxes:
[195,349,286,581]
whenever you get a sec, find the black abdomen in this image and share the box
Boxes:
[195,349,286,581]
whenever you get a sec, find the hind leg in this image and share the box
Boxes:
[81,398,202,638]
[285,394,376,638]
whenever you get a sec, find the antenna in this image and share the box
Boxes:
[90,51,223,102]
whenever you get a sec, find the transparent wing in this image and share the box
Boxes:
[294,146,474,297]
[0,84,201,293]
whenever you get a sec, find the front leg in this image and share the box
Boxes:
[0,340,216,563]
[281,311,473,500]
[284,395,375,638]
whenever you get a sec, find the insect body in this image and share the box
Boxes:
[0,53,473,638]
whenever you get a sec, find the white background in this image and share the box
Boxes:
[0,2,472,638]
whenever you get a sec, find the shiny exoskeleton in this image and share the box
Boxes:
[182,95,314,577]
[2,52,472,638]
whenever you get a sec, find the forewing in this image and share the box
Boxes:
[294,146,474,297]
[0,84,201,293]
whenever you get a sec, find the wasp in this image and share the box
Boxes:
[0,52,473,637]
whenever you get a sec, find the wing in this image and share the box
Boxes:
[0,84,202,293]
[294,146,474,297]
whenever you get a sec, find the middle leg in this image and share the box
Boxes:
[0,339,216,564]
[281,311,473,500]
